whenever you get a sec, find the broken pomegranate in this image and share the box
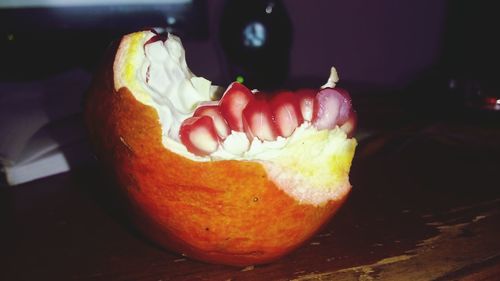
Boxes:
[85,30,358,267]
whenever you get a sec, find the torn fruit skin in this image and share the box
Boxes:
[85,31,354,266]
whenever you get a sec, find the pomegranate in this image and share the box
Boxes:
[85,30,357,266]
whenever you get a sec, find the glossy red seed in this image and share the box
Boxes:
[193,103,231,139]
[313,87,355,131]
[243,99,279,141]
[296,88,317,122]
[312,88,343,130]
[334,87,353,125]
[179,116,219,156]
[219,82,255,132]
[271,91,303,137]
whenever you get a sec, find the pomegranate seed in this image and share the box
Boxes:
[334,87,353,125]
[271,91,303,137]
[243,99,279,141]
[219,82,254,132]
[313,87,354,130]
[312,88,343,130]
[296,88,317,122]
[179,116,219,156]
[194,104,231,139]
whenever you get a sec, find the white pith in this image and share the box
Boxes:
[113,31,356,205]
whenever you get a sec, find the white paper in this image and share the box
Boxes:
[0,69,92,185]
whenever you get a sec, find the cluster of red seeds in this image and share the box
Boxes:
[179,82,356,156]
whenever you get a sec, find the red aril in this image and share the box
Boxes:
[313,87,354,131]
[296,88,317,122]
[271,91,303,138]
[193,104,230,139]
[219,82,254,132]
[243,99,279,141]
[335,88,353,125]
[179,116,220,156]
[312,88,343,130]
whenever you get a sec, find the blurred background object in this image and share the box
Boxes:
[436,1,500,112]
[218,0,292,90]
[402,1,500,119]
[0,69,91,186]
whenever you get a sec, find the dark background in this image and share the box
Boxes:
[0,0,499,111]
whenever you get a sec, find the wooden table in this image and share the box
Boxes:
[2,93,500,281]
